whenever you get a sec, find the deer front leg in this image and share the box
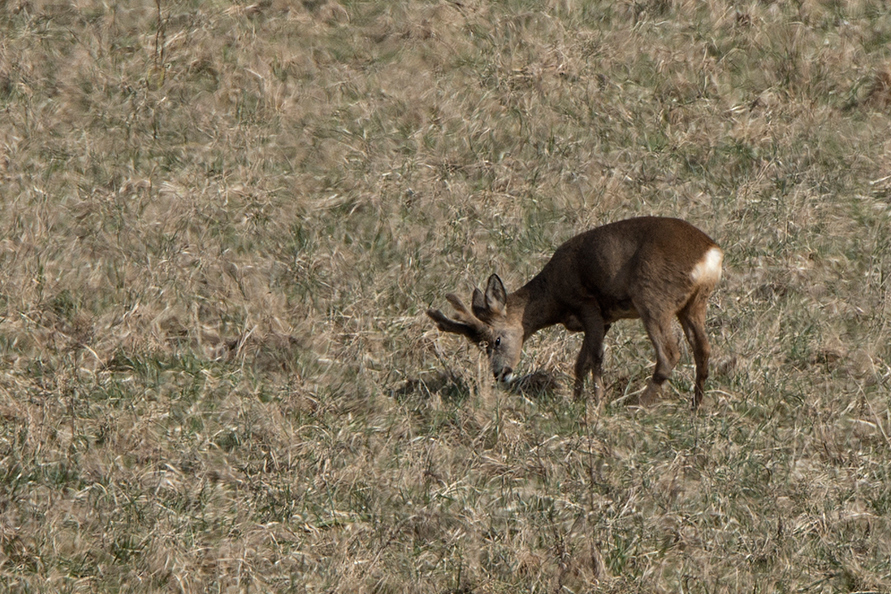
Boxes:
[573,315,607,400]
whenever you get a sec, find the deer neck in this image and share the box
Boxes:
[509,277,563,340]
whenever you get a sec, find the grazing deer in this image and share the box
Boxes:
[427,217,723,408]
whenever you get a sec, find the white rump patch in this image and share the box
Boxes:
[690,247,723,285]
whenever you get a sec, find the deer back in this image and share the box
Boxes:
[528,217,721,325]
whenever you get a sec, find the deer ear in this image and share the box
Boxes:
[485,274,507,316]
[471,287,487,320]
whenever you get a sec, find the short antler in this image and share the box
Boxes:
[426,293,492,344]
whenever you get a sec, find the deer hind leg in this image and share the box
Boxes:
[678,292,711,409]
[638,312,680,405]
[573,315,608,400]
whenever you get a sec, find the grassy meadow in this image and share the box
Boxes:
[2,0,891,591]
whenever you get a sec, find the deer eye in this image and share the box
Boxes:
[494,337,501,348]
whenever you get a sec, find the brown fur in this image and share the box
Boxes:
[427,217,723,408]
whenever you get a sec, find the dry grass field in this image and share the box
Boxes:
[1,0,891,591]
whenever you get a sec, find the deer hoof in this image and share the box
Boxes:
[623,381,661,407]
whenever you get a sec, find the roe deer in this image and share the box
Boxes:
[427,216,723,408]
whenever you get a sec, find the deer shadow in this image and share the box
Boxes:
[393,368,566,406]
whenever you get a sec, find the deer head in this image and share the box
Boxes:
[427,274,524,383]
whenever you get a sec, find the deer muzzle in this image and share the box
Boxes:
[495,367,514,384]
